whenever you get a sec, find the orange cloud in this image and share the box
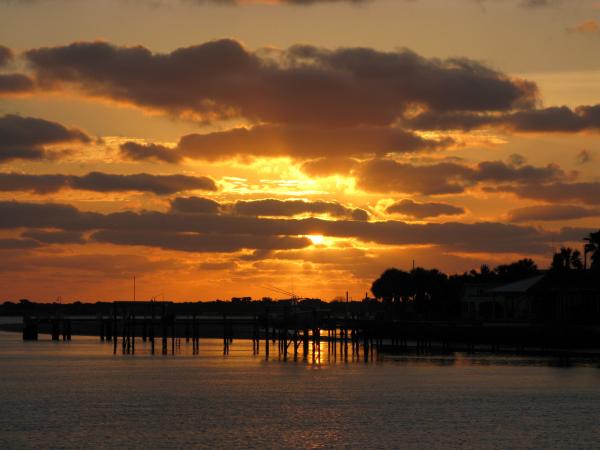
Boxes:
[567,20,600,35]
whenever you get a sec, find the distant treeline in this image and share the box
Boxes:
[0,297,374,318]
[370,258,539,318]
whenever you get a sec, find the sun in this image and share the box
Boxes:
[307,234,325,245]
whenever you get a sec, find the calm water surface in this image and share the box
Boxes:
[2,331,600,449]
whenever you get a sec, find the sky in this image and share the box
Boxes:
[0,0,599,302]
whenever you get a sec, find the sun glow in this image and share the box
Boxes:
[307,234,325,245]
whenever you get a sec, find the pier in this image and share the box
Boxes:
[15,300,600,360]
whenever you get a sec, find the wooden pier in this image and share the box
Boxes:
[18,301,600,360]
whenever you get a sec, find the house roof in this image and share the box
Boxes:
[528,270,600,293]
[487,275,545,294]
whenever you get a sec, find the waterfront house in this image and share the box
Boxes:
[461,272,600,323]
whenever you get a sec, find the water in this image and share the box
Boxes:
[2,332,600,449]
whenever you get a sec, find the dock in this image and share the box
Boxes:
[14,300,600,360]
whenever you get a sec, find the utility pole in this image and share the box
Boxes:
[345,291,349,319]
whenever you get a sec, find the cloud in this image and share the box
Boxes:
[0,114,90,162]
[503,182,600,206]
[567,20,600,35]
[10,0,372,5]
[231,198,368,220]
[120,141,183,163]
[73,172,217,194]
[507,153,527,167]
[406,105,600,133]
[300,157,359,177]
[0,171,217,194]
[0,238,41,250]
[507,204,600,222]
[0,201,91,230]
[0,251,182,277]
[0,173,67,193]
[0,0,563,6]
[194,0,370,4]
[21,230,86,244]
[0,45,13,67]
[121,124,451,163]
[477,0,562,8]
[473,160,567,183]
[24,39,537,127]
[520,0,557,7]
[199,260,238,271]
[577,149,593,164]
[169,196,368,220]
[267,245,492,280]
[0,200,578,255]
[386,199,465,219]
[0,74,35,94]
[267,246,366,266]
[357,160,473,195]
[170,196,221,214]
[91,229,312,252]
[355,158,566,195]
[505,106,600,132]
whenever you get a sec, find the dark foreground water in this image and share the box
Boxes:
[2,332,600,449]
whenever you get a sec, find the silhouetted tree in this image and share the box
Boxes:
[371,268,413,305]
[584,230,600,271]
[494,258,538,282]
[561,247,574,270]
[551,247,582,271]
[480,264,492,277]
[571,250,583,270]
[410,267,447,315]
[551,252,564,271]
[372,267,454,318]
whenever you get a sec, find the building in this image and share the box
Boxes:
[460,272,600,323]
[529,271,600,323]
[460,283,500,321]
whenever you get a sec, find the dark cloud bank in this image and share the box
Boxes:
[120,125,451,162]
[507,204,600,222]
[0,47,35,94]
[0,114,89,162]
[355,158,568,195]
[0,172,217,194]
[386,199,465,219]
[0,200,590,255]
[20,39,598,166]
[24,39,536,127]
[406,105,600,133]
[169,196,369,220]
[0,74,34,94]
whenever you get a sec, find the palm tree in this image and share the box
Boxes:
[560,247,573,270]
[551,252,565,271]
[584,230,600,270]
[551,247,583,271]
[571,250,583,270]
